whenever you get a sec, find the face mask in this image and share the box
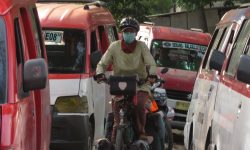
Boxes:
[122,32,136,44]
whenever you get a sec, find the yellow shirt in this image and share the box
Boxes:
[96,40,157,92]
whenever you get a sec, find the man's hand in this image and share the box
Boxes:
[147,74,158,85]
[94,73,106,83]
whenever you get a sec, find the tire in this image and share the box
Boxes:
[82,118,94,150]
[164,119,173,150]
[115,128,125,150]
[88,123,94,150]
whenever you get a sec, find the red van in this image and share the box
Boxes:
[0,0,51,149]
[137,25,211,129]
[37,0,118,149]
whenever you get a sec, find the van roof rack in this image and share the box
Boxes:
[37,0,106,10]
[190,28,203,32]
[37,0,98,3]
[143,22,155,25]
[239,3,250,8]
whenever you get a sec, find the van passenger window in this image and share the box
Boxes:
[14,18,29,98]
[203,27,227,69]
[44,29,86,73]
[91,31,98,69]
[107,26,117,43]
[20,8,41,58]
[91,31,98,54]
[226,20,250,77]
[0,17,7,103]
[98,26,109,52]
[244,37,250,55]
[30,8,44,58]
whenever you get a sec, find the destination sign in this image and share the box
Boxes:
[162,41,207,52]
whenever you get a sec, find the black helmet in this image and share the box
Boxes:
[119,17,140,32]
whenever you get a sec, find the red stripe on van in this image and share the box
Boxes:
[221,75,250,98]
[49,74,92,79]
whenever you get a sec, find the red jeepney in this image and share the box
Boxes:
[137,25,211,128]
[0,0,51,149]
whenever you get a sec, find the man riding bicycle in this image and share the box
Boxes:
[95,17,157,144]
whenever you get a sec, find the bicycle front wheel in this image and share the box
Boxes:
[115,128,125,150]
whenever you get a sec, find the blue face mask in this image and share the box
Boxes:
[122,32,136,44]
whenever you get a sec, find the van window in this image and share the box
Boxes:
[29,7,44,58]
[91,31,98,69]
[98,26,109,52]
[15,18,29,98]
[0,17,7,103]
[107,26,117,43]
[44,29,86,73]
[202,28,227,68]
[151,40,207,71]
[226,20,250,77]
[20,7,42,58]
[91,31,98,54]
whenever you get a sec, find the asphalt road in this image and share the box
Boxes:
[172,129,185,150]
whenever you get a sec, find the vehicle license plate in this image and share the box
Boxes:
[44,30,63,43]
[176,101,190,111]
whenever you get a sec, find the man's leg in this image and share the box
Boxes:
[111,99,120,143]
[135,91,148,135]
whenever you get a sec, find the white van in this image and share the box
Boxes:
[184,5,250,150]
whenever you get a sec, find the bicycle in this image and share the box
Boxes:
[95,74,174,150]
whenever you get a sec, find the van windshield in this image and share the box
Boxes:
[151,40,207,71]
[44,29,86,73]
[0,17,7,103]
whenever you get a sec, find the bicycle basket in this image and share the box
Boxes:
[109,75,137,95]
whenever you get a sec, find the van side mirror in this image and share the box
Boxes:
[91,50,102,69]
[237,55,250,84]
[209,50,225,72]
[161,67,169,74]
[23,58,48,92]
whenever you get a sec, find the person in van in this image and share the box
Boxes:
[95,17,157,144]
[73,35,85,70]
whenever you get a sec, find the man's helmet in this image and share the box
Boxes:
[119,17,140,32]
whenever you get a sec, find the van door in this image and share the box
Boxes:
[92,25,118,140]
[13,15,36,149]
[213,19,250,150]
[90,29,107,140]
[24,7,51,149]
[191,23,236,149]
[229,36,250,150]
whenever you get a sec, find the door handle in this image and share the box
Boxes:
[237,101,242,119]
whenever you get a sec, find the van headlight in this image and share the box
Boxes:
[54,95,88,113]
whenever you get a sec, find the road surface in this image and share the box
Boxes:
[173,129,185,150]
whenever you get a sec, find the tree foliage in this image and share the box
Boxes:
[104,0,172,26]
[175,0,240,10]
[175,0,218,10]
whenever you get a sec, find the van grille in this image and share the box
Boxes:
[166,90,191,101]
